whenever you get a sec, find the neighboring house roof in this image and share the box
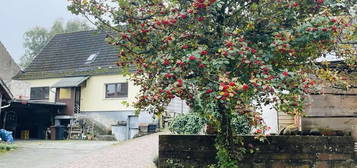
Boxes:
[0,78,13,100]
[0,42,21,82]
[15,30,121,80]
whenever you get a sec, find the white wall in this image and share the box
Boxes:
[166,97,190,114]
[6,80,31,100]
[259,104,279,134]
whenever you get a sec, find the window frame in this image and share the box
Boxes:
[105,82,128,99]
[30,87,50,100]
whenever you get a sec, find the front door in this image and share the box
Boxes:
[74,87,81,114]
[56,87,81,115]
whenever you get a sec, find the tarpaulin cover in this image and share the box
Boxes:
[0,129,14,143]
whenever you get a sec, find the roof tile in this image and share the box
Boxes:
[15,30,120,80]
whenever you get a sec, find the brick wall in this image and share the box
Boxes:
[159,135,356,168]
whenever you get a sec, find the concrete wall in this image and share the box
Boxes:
[79,110,155,129]
[159,135,356,168]
[0,42,20,83]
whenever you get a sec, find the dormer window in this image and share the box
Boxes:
[85,52,99,64]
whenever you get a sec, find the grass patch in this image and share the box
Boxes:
[0,143,17,153]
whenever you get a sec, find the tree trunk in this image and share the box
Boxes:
[217,102,234,156]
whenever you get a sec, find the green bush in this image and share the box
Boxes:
[231,114,251,135]
[169,112,206,135]
[169,112,251,135]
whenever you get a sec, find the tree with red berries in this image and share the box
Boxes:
[68,0,356,166]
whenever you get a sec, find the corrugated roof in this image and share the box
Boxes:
[12,99,66,106]
[15,30,120,80]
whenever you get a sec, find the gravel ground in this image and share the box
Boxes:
[55,132,162,168]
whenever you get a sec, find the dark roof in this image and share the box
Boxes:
[15,30,121,80]
[12,99,66,107]
[0,78,13,100]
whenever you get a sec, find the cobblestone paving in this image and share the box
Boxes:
[55,132,162,168]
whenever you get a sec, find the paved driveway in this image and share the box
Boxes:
[0,140,115,168]
[56,132,161,168]
[0,132,162,168]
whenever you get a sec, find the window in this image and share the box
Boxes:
[105,83,128,98]
[85,52,99,64]
[59,88,71,99]
[30,87,49,100]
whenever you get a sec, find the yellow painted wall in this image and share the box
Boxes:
[22,74,138,112]
[23,78,61,102]
[80,74,139,112]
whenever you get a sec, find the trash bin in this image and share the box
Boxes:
[148,124,157,133]
[55,126,66,140]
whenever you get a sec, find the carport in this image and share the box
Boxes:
[1,100,66,139]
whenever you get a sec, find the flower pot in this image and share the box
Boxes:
[206,124,218,135]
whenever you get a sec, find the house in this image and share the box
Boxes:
[13,30,159,139]
[0,42,16,114]
[0,42,29,99]
[0,42,65,139]
[0,42,21,83]
[0,78,13,118]
[11,30,290,137]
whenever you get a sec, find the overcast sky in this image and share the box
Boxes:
[0,0,88,63]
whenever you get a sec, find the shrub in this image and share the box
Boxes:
[231,114,251,135]
[169,112,206,135]
[0,143,16,153]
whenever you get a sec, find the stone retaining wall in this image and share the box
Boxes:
[159,135,356,168]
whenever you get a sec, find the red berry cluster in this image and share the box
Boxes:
[272,33,295,55]
[192,0,216,10]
